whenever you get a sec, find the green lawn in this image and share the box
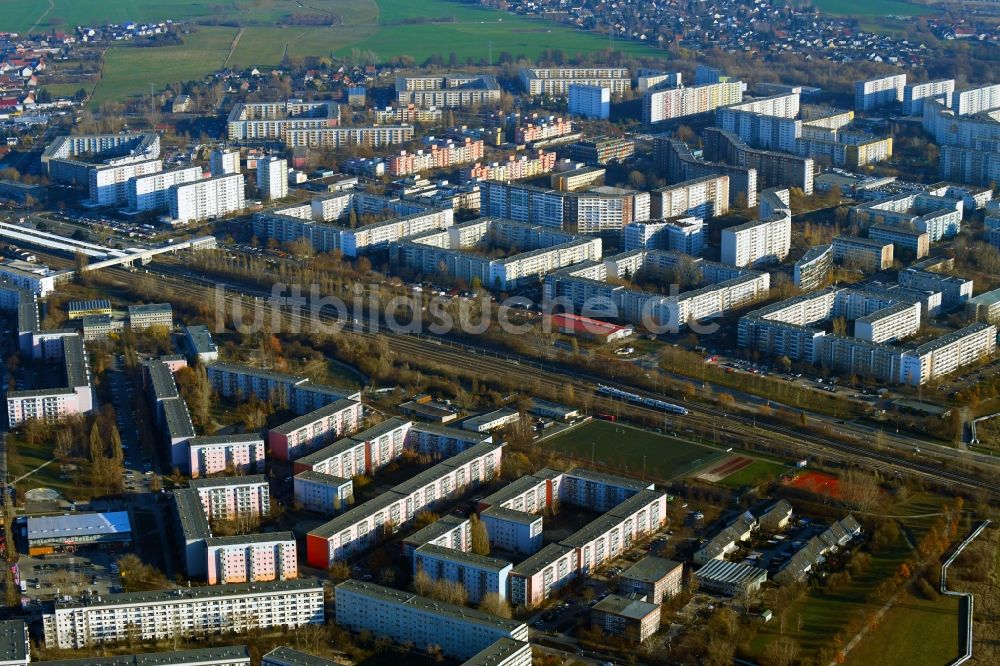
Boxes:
[812,0,935,17]
[752,531,915,660]
[0,0,377,33]
[7,433,89,501]
[89,27,238,105]
[713,459,788,489]
[543,420,722,481]
[47,0,668,102]
[843,592,960,666]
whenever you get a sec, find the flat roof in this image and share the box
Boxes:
[188,434,265,447]
[511,543,574,576]
[968,287,1000,307]
[409,422,490,441]
[128,302,172,315]
[185,324,218,354]
[550,312,631,335]
[295,470,352,488]
[592,594,659,620]
[172,488,210,541]
[45,646,252,666]
[336,579,525,633]
[205,531,295,548]
[463,408,519,430]
[162,397,196,439]
[403,514,468,546]
[621,556,683,584]
[0,620,26,663]
[461,638,529,666]
[310,491,405,539]
[565,467,653,493]
[415,543,512,571]
[146,360,179,400]
[262,646,343,666]
[53,578,323,610]
[27,511,131,541]
[269,398,359,435]
[189,474,268,490]
[481,505,541,526]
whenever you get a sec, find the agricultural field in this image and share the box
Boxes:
[0,0,376,33]
[32,0,666,103]
[89,27,238,105]
[543,419,722,481]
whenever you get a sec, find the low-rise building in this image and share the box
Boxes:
[463,409,520,433]
[694,559,767,596]
[184,324,219,362]
[619,556,684,604]
[591,594,661,643]
[262,647,344,666]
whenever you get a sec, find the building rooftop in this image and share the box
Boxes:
[62,334,89,389]
[409,421,490,441]
[461,638,528,666]
[480,505,540,526]
[0,620,26,663]
[415,543,512,571]
[162,397,196,440]
[185,324,218,355]
[128,302,172,315]
[295,470,352,488]
[188,434,265,447]
[172,488,211,541]
[909,322,993,356]
[189,474,268,490]
[511,543,574,576]
[694,559,768,586]
[27,511,131,542]
[146,360,179,400]
[621,556,683,585]
[462,409,519,431]
[310,491,406,539]
[205,531,295,548]
[336,579,525,633]
[67,298,111,312]
[968,287,1000,307]
[295,435,367,468]
[262,646,344,666]
[269,398,360,435]
[403,514,468,546]
[565,467,653,493]
[592,594,659,621]
[53,578,323,610]
[45,646,252,666]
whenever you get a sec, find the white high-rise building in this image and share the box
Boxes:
[720,189,791,267]
[568,84,610,119]
[210,148,241,177]
[643,81,743,124]
[854,74,906,111]
[88,159,163,206]
[125,166,204,213]
[257,156,288,201]
[168,174,246,225]
[903,79,955,115]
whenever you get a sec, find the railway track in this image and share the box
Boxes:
[102,264,1000,498]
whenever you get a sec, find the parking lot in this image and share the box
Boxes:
[19,550,124,604]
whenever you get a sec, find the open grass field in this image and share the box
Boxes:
[812,0,935,17]
[7,433,86,501]
[843,591,960,665]
[543,420,722,481]
[752,528,913,660]
[711,458,788,489]
[36,0,666,103]
[0,0,377,33]
[89,27,238,105]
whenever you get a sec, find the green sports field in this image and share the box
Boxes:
[543,420,722,481]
